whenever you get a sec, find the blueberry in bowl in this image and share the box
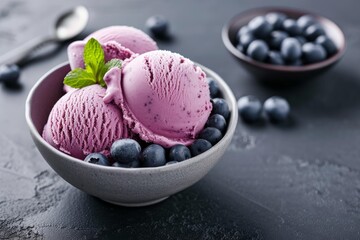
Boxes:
[222,7,346,83]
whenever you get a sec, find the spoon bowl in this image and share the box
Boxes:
[55,6,89,41]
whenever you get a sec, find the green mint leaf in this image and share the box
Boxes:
[83,38,105,82]
[63,68,96,88]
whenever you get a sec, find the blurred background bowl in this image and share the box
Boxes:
[25,62,238,207]
[222,7,346,83]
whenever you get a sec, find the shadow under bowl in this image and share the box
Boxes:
[222,7,346,84]
[25,62,238,207]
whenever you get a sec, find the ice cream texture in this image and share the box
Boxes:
[68,26,158,70]
[104,50,213,147]
[42,85,131,159]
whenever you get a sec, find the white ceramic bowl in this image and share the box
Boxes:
[25,62,238,207]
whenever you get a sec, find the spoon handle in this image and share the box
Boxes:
[0,35,56,65]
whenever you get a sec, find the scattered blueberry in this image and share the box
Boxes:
[297,15,316,32]
[267,51,285,65]
[141,144,167,167]
[84,153,110,166]
[113,160,140,168]
[246,40,269,62]
[211,98,230,120]
[316,35,337,56]
[111,139,141,164]
[269,31,288,49]
[265,12,287,29]
[302,43,327,64]
[0,64,20,87]
[304,24,325,41]
[239,33,255,50]
[281,37,302,61]
[198,127,223,145]
[282,19,302,36]
[237,95,262,122]
[264,96,290,122]
[189,139,212,156]
[206,114,227,133]
[146,15,169,37]
[248,16,273,38]
[169,144,191,162]
[207,77,220,98]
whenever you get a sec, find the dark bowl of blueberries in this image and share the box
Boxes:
[222,7,346,82]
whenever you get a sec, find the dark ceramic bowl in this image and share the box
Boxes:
[222,7,346,83]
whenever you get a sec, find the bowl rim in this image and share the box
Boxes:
[222,6,346,72]
[25,61,238,174]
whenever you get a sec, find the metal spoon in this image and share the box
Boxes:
[0,5,89,65]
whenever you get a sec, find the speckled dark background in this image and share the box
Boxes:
[1,0,360,239]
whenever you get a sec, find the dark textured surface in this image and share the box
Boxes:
[1,0,360,239]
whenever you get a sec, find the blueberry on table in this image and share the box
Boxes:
[84,153,110,166]
[246,40,269,62]
[304,24,325,41]
[264,96,290,122]
[267,51,285,65]
[111,139,141,164]
[206,114,227,133]
[207,77,220,98]
[189,139,212,156]
[297,15,316,32]
[265,12,287,29]
[141,144,167,167]
[316,35,337,56]
[248,16,273,38]
[146,15,169,37]
[237,95,262,123]
[169,144,191,162]
[113,160,140,168]
[239,33,255,50]
[282,19,302,36]
[269,31,288,49]
[281,37,302,62]
[0,64,20,87]
[302,43,327,64]
[211,98,230,120]
[198,127,223,145]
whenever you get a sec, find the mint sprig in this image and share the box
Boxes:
[64,38,122,89]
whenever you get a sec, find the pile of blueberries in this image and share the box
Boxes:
[236,13,338,65]
[84,77,230,168]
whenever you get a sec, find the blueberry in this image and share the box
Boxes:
[287,59,303,66]
[84,153,110,166]
[264,96,290,122]
[110,139,141,164]
[269,31,288,49]
[248,16,273,38]
[141,144,166,167]
[297,15,317,32]
[146,15,169,37]
[236,44,245,53]
[166,161,178,165]
[281,38,302,61]
[282,19,302,36]
[0,64,20,86]
[189,139,212,156]
[304,24,325,41]
[239,33,255,50]
[198,127,223,145]
[236,26,252,42]
[295,36,307,46]
[206,114,227,133]
[316,35,337,56]
[246,40,269,62]
[237,95,262,122]
[207,77,220,98]
[113,160,140,168]
[265,12,287,29]
[169,144,191,162]
[302,43,327,64]
[267,51,285,65]
[211,98,230,119]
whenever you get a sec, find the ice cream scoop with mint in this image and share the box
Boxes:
[42,26,226,167]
